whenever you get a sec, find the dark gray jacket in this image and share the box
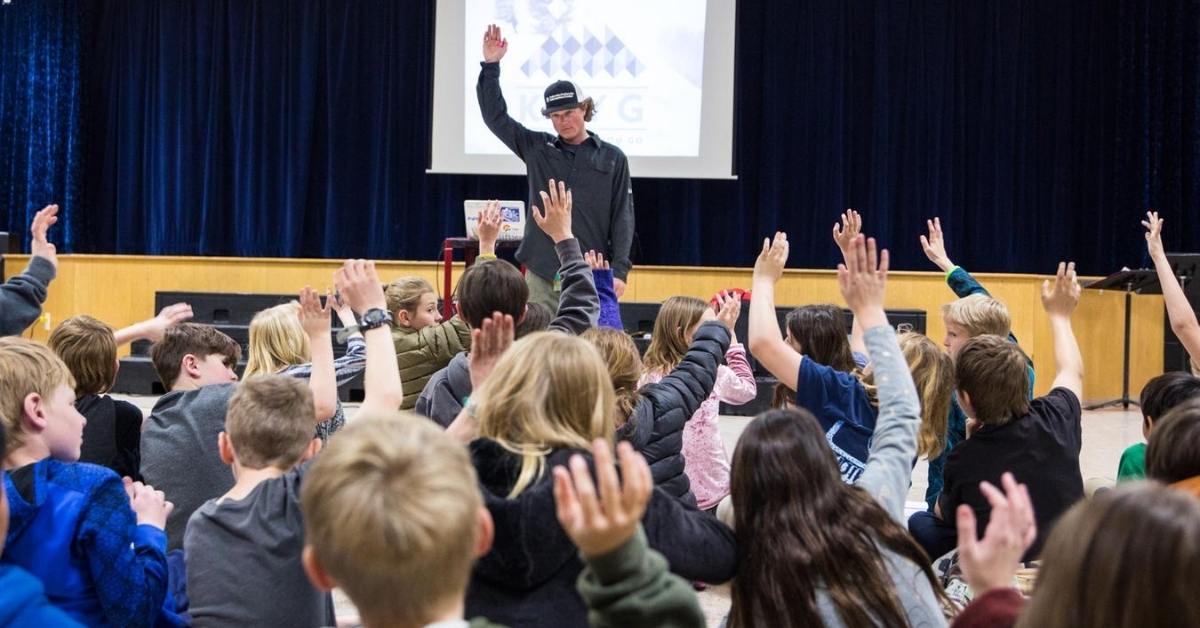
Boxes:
[617,322,730,506]
[0,256,54,336]
[416,238,598,427]
[477,61,635,281]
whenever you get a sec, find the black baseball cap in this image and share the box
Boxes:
[541,80,587,116]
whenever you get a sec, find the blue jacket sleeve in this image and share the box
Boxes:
[592,268,624,330]
[80,476,169,627]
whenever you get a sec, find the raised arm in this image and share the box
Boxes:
[537,179,600,334]
[587,250,625,330]
[1144,211,1200,363]
[642,320,732,423]
[1041,262,1083,399]
[0,204,58,336]
[555,439,705,628]
[748,232,802,390]
[477,24,539,159]
[833,210,869,356]
[838,236,919,520]
[475,201,502,259]
[113,303,194,347]
[298,287,339,423]
[336,260,404,415]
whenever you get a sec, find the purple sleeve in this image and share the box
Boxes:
[592,268,624,330]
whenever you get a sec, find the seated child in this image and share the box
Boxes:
[183,376,329,627]
[0,336,175,626]
[728,231,949,627]
[416,180,599,427]
[919,216,1036,509]
[639,293,755,512]
[49,316,147,480]
[910,263,1085,561]
[387,203,504,411]
[185,257,406,627]
[770,303,863,408]
[583,296,737,505]
[243,297,363,440]
[749,230,953,485]
[0,399,85,626]
[1117,372,1200,481]
[300,413,705,628]
[1146,398,1200,497]
[141,289,337,551]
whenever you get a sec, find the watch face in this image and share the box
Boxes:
[363,309,391,326]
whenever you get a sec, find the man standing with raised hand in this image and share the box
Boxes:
[476,23,635,311]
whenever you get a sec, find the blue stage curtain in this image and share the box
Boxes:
[2,1,1199,274]
[0,0,87,252]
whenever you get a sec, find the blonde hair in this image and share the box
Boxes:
[898,332,954,459]
[475,332,615,498]
[941,294,1012,338]
[643,296,710,375]
[581,328,643,426]
[49,315,118,396]
[243,302,309,378]
[386,276,435,319]
[226,375,314,470]
[301,412,480,627]
[0,337,75,455]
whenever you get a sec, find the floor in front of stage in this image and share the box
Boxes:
[115,395,1144,627]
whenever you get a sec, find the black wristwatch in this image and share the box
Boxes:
[359,308,393,331]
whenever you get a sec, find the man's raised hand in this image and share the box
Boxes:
[483,24,508,63]
[919,217,954,272]
[30,204,59,269]
[533,179,574,243]
[753,232,789,284]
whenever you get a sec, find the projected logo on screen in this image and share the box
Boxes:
[462,0,707,158]
[520,27,645,78]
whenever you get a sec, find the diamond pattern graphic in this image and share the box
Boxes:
[521,26,644,79]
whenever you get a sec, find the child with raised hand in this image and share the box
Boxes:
[186,258,406,627]
[911,263,1085,562]
[449,324,734,626]
[583,294,739,505]
[1143,211,1200,372]
[299,415,704,628]
[1,204,59,337]
[0,336,178,627]
[48,305,192,481]
[416,179,600,427]
[920,216,1035,509]
[636,292,754,511]
[243,292,363,441]
[951,477,1200,628]
[728,233,950,627]
[586,250,625,330]
[386,203,503,411]
[140,290,338,551]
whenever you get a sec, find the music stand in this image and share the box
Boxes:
[1083,269,1161,410]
